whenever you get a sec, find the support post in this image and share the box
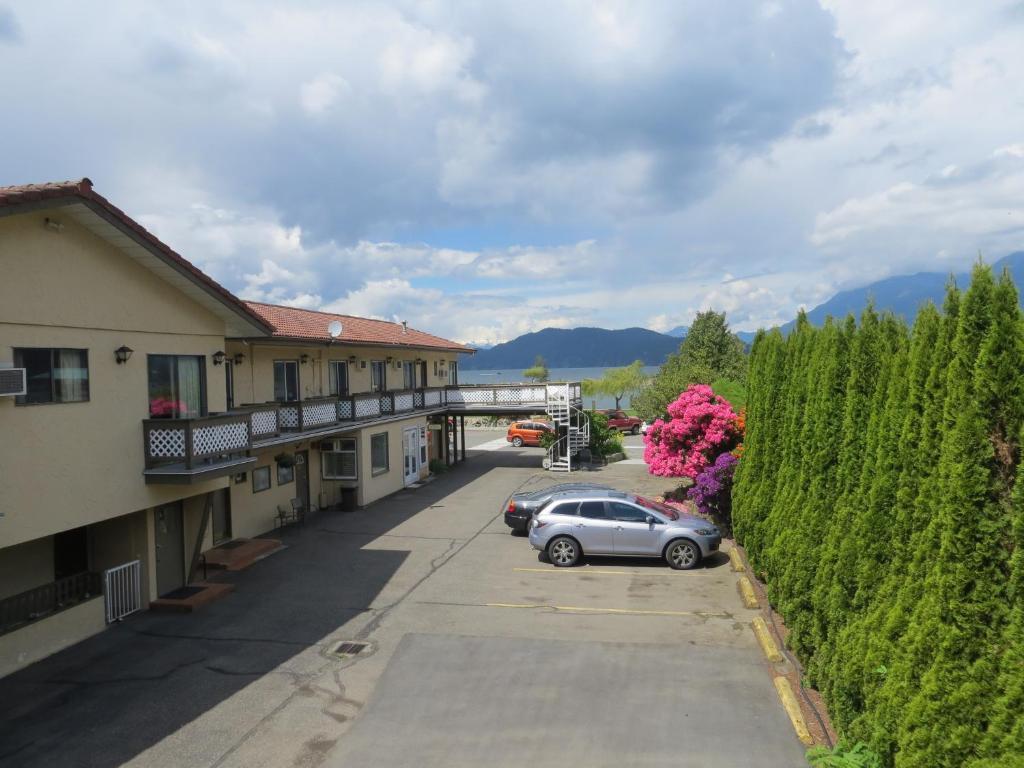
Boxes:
[443,416,450,466]
[460,416,466,462]
[188,491,214,583]
[452,415,459,463]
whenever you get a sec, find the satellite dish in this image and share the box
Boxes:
[328,320,343,338]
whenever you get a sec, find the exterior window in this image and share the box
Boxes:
[370,361,386,392]
[225,360,235,410]
[322,438,357,480]
[329,360,349,396]
[252,466,271,492]
[273,360,299,402]
[402,361,416,389]
[579,501,608,519]
[371,432,389,474]
[448,360,458,385]
[148,354,205,418]
[420,427,427,464]
[433,360,438,377]
[13,348,89,404]
[277,461,294,485]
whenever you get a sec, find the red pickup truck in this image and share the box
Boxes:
[600,409,643,434]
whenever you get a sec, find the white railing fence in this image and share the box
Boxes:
[104,560,142,623]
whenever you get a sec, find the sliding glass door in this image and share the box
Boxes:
[148,355,207,418]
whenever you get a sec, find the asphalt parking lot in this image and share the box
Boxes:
[0,430,806,768]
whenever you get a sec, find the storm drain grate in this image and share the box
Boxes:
[331,641,368,657]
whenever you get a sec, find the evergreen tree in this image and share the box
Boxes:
[893,264,1012,767]
[634,310,747,419]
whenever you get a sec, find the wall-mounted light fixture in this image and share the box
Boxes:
[233,353,246,365]
[300,354,310,364]
[212,351,227,366]
[44,217,64,233]
[386,356,393,363]
[348,355,357,363]
[114,345,134,364]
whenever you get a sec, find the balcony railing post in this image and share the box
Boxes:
[184,420,195,469]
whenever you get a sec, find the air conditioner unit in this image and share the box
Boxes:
[0,368,26,397]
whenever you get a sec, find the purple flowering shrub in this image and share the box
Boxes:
[686,452,738,533]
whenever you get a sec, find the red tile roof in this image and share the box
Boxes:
[0,178,273,335]
[244,301,473,353]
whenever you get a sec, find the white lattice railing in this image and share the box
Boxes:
[354,394,382,419]
[395,391,415,412]
[144,413,252,469]
[445,384,562,407]
[301,397,338,428]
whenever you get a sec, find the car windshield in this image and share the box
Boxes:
[634,495,679,520]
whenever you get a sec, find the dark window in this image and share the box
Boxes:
[448,360,458,385]
[148,355,206,418]
[274,360,299,402]
[549,501,579,516]
[579,501,608,519]
[252,466,271,492]
[14,348,89,404]
[402,361,415,389]
[609,502,649,523]
[329,361,349,396]
[371,361,387,392]
[371,432,389,474]
[54,526,89,579]
[277,462,294,485]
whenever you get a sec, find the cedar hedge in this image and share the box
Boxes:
[733,262,1024,767]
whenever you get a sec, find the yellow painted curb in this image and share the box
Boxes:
[738,576,759,608]
[728,547,745,572]
[752,617,784,663]
[774,676,814,746]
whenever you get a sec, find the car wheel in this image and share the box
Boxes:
[512,436,524,447]
[547,536,581,567]
[630,424,640,435]
[665,539,701,570]
[516,523,530,537]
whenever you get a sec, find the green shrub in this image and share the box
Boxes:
[806,742,883,768]
[587,411,623,457]
[428,459,447,474]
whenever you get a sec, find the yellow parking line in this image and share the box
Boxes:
[485,602,730,618]
[513,567,636,576]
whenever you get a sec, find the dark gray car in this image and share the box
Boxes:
[503,482,615,534]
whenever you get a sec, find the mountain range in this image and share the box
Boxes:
[778,250,1024,334]
[461,327,682,370]
[462,251,1024,370]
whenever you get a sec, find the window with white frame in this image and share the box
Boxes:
[328,360,349,396]
[371,360,386,392]
[273,360,299,402]
[322,438,358,480]
[371,432,389,474]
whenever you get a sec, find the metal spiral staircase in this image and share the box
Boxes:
[543,384,590,472]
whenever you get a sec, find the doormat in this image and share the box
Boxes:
[214,540,248,549]
[159,586,205,600]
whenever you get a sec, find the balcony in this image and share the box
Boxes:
[143,412,256,484]
[141,383,581,480]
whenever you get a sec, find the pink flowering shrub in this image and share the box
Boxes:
[643,384,741,478]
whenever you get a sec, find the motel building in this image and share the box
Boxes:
[0,179,528,677]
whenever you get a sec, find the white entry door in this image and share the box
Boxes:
[403,427,420,486]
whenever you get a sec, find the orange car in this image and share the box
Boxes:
[506,420,554,447]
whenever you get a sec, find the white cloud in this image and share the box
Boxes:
[300,73,350,115]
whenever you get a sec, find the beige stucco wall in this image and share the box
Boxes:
[227,445,324,539]
[0,596,106,679]
[225,341,461,405]
[0,536,54,600]
[358,415,428,506]
[91,510,153,606]
[0,211,233,548]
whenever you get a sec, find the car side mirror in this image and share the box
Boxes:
[646,515,657,525]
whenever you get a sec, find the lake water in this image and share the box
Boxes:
[459,366,660,410]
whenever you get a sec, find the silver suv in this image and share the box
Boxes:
[528,491,721,569]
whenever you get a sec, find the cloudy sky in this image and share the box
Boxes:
[2,1,1022,343]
